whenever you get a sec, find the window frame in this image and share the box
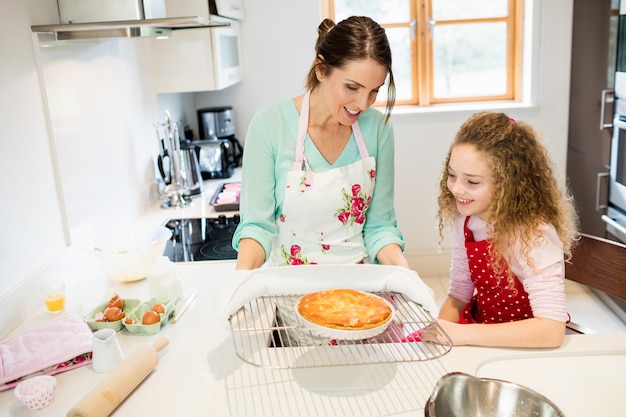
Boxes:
[323,0,524,107]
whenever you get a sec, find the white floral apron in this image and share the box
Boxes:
[268,91,376,266]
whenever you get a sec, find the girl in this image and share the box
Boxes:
[436,111,579,348]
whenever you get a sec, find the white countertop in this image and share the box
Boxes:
[1,169,625,416]
[2,257,625,416]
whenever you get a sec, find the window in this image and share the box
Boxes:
[324,0,524,106]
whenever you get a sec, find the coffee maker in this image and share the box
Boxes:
[196,106,244,178]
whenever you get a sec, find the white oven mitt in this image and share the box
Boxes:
[215,264,438,324]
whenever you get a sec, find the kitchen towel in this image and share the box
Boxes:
[0,315,93,391]
[216,264,438,323]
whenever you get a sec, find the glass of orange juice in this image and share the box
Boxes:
[43,281,65,313]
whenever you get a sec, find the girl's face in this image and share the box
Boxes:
[447,144,494,220]
[317,58,387,126]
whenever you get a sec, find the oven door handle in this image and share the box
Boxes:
[596,172,609,211]
[601,214,626,236]
[600,88,614,130]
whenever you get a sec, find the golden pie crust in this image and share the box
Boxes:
[296,289,393,330]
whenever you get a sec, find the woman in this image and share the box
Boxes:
[233,16,408,270]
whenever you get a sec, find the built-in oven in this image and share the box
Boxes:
[606,0,626,244]
[605,81,626,244]
[600,77,626,321]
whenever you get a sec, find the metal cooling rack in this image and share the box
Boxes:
[229,292,452,369]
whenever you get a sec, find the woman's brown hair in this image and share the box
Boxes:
[304,16,396,121]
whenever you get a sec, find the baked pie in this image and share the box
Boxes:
[296,289,393,330]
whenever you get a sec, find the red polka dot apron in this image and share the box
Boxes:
[268,91,376,266]
[460,216,534,324]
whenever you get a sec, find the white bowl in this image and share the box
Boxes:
[14,375,57,410]
[92,226,172,282]
[294,292,395,341]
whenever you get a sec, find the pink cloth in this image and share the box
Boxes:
[0,315,93,391]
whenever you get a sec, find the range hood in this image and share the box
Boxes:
[31,16,229,41]
[30,0,231,41]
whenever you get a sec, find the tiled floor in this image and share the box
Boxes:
[421,276,626,333]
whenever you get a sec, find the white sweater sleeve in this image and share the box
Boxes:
[447,216,475,304]
[509,224,569,322]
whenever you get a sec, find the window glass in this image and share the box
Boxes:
[432,0,508,20]
[386,27,413,101]
[325,0,522,105]
[433,22,507,98]
[334,0,411,23]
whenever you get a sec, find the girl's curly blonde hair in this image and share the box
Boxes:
[437,111,579,279]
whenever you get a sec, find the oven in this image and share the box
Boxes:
[600,71,626,322]
[605,7,626,243]
[605,83,626,244]
[162,215,239,262]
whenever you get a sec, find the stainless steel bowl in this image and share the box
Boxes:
[425,372,565,417]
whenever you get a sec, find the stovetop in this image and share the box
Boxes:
[163,215,239,262]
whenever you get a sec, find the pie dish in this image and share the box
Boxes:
[295,289,395,340]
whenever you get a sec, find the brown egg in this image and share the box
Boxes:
[142,310,160,325]
[104,306,125,322]
[107,293,124,309]
[151,303,165,314]
[124,317,134,325]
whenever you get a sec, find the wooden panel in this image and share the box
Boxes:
[565,233,626,300]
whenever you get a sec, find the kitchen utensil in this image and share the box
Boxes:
[424,372,565,417]
[178,139,203,194]
[66,335,170,417]
[91,226,172,282]
[156,125,171,185]
[156,110,195,208]
[209,181,240,211]
[195,139,234,179]
[92,329,124,373]
[172,290,198,323]
[14,375,57,410]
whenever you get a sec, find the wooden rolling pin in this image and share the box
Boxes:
[67,335,170,417]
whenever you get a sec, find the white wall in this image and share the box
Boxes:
[196,0,574,275]
[0,1,68,297]
[0,0,194,338]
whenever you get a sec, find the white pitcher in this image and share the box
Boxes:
[92,328,124,373]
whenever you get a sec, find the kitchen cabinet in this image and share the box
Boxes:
[150,20,242,93]
[566,0,617,236]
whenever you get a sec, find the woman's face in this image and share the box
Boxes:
[317,58,387,126]
[446,144,494,220]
